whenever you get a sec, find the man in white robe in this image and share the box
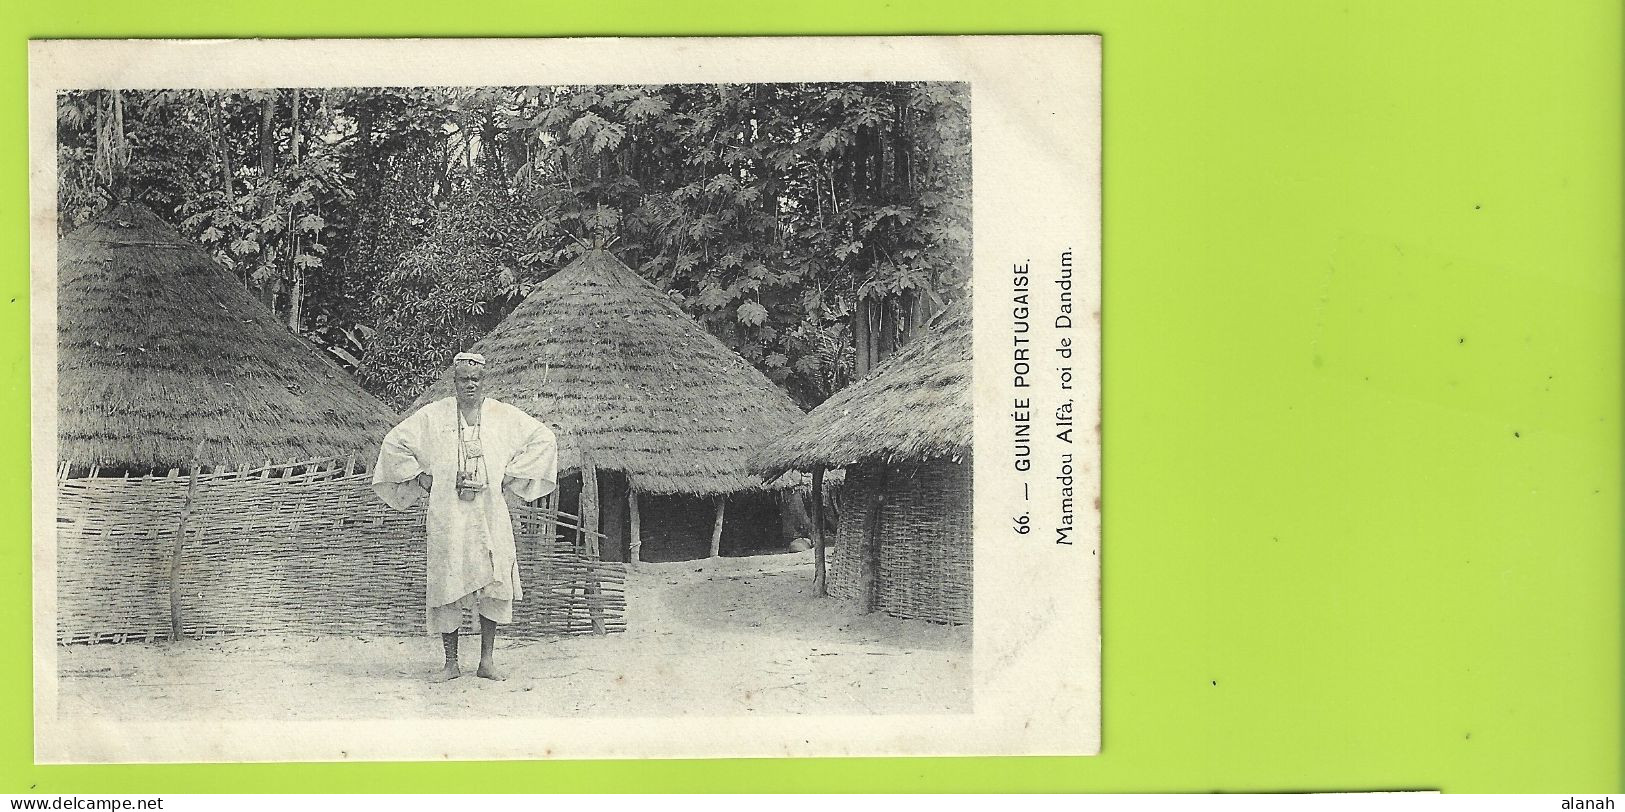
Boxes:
[372,353,558,682]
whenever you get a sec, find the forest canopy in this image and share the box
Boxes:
[57,84,971,410]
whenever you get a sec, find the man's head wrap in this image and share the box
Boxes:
[452,352,487,367]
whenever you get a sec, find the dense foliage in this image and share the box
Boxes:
[57,84,971,410]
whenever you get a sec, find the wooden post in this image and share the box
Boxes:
[580,457,600,558]
[858,464,888,613]
[810,467,827,596]
[709,495,727,558]
[578,456,606,635]
[628,485,642,566]
[169,439,207,643]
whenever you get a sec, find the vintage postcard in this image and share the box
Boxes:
[28,36,1100,762]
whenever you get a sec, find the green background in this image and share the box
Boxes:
[4,0,1620,794]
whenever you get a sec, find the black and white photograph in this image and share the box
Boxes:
[30,37,1099,762]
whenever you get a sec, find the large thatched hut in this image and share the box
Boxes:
[753,303,972,625]
[53,203,412,645]
[411,248,810,562]
[55,202,397,472]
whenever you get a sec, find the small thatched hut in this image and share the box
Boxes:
[753,303,972,625]
[55,202,397,472]
[411,248,810,562]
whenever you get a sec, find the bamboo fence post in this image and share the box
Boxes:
[169,439,207,643]
[579,455,606,635]
[627,485,642,567]
[810,467,827,596]
[542,490,558,543]
[709,495,727,558]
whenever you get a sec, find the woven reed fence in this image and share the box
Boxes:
[827,458,973,625]
[56,457,626,644]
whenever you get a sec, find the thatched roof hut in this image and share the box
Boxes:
[55,202,397,472]
[752,302,972,625]
[410,248,810,561]
[412,248,808,496]
[754,302,971,478]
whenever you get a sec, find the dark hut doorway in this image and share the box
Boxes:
[556,473,792,562]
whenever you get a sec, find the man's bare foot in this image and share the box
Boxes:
[476,661,506,681]
[428,664,462,683]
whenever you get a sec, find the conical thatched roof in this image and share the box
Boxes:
[753,302,971,478]
[410,248,808,496]
[55,202,397,472]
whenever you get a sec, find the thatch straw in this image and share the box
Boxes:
[752,301,971,478]
[55,202,398,472]
[411,249,808,496]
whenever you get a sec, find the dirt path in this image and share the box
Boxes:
[56,552,972,720]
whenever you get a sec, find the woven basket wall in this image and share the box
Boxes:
[826,458,973,625]
[55,458,625,644]
[826,473,871,603]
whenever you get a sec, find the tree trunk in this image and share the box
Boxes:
[892,91,909,190]
[216,97,236,206]
[258,92,281,313]
[286,88,304,334]
[913,287,940,342]
[853,296,876,379]
[213,96,241,285]
[259,93,276,182]
[111,90,127,195]
[878,293,899,365]
[859,123,881,200]
[855,295,900,377]
[95,90,130,196]
[899,288,938,346]
[898,289,916,345]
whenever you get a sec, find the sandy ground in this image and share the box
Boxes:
[55,551,972,719]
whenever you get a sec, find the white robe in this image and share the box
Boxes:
[372,397,559,609]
